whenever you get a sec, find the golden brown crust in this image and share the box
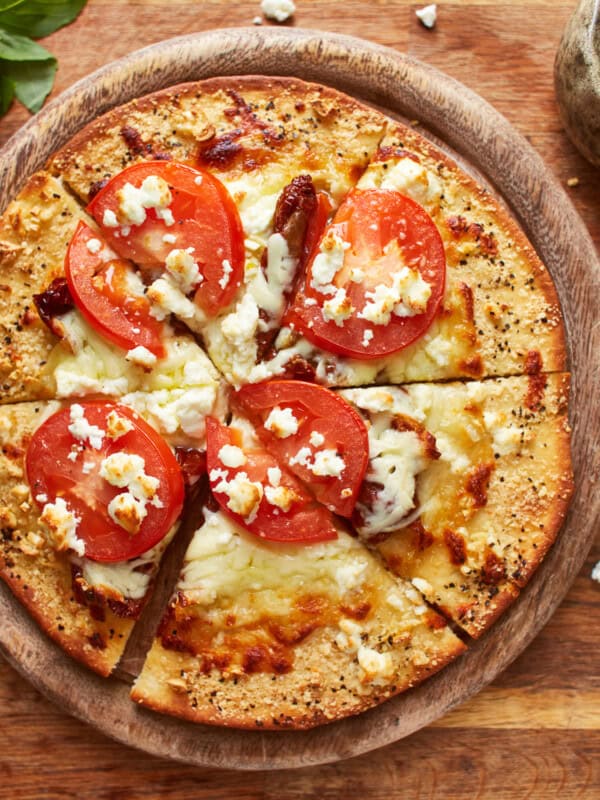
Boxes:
[48,76,388,206]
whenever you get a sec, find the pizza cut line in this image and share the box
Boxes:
[0,76,573,727]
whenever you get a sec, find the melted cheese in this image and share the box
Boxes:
[79,529,175,601]
[50,312,221,445]
[179,509,372,611]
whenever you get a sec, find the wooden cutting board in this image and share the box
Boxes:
[0,1,599,797]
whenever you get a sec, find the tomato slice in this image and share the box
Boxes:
[234,381,369,517]
[87,161,245,316]
[27,402,184,563]
[206,417,337,543]
[286,189,446,359]
[65,220,166,358]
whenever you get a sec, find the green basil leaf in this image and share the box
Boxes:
[0,28,53,61]
[0,1,87,39]
[1,55,56,112]
[0,71,14,114]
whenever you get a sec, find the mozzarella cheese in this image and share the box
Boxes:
[338,387,431,536]
[179,509,372,609]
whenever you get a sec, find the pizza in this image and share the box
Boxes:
[0,76,573,726]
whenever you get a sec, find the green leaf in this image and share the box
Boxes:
[0,1,87,39]
[0,71,14,114]
[0,28,54,61]
[1,55,56,112]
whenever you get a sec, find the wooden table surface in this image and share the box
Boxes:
[1,0,599,796]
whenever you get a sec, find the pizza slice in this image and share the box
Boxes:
[0,399,194,675]
[337,372,573,636]
[131,502,465,729]
[263,129,566,387]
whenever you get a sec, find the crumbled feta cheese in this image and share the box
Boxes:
[219,259,233,290]
[267,466,282,486]
[311,449,346,477]
[165,248,202,294]
[86,237,102,254]
[309,430,325,447]
[261,0,296,23]
[40,497,85,556]
[290,445,346,477]
[264,406,299,438]
[116,175,172,227]
[358,264,431,325]
[106,410,134,440]
[264,484,299,512]
[310,229,350,295]
[147,276,206,331]
[126,345,158,369]
[335,618,363,652]
[362,329,374,347]
[322,287,354,326]
[218,444,247,468]
[211,470,263,521]
[102,209,119,228]
[357,646,394,683]
[100,451,160,503]
[107,491,148,534]
[416,3,437,29]
[68,404,105,450]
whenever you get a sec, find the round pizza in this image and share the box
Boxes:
[0,76,573,729]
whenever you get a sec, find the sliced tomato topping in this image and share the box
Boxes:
[65,220,165,358]
[234,381,368,517]
[286,189,446,359]
[87,161,244,316]
[206,417,337,543]
[27,402,184,563]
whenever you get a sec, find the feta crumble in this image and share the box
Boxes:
[68,404,104,450]
[416,3,437,29]
[116,175,172,227]
[40,497,85,557]
[85,238,102,254]
[358,264,431,325]
[264,406,300,438]
[261,0,296,23]
[218,444,247,468]
[165,248,202,294]
[126,345,158,369]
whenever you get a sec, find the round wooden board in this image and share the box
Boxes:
[0,28,598,771]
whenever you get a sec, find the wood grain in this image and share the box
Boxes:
[0,0,599,795]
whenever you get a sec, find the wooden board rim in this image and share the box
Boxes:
[0,27,598,771]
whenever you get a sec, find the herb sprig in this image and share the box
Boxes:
[0,1,87,116]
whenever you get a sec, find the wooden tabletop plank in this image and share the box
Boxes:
[0,0,599,795]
